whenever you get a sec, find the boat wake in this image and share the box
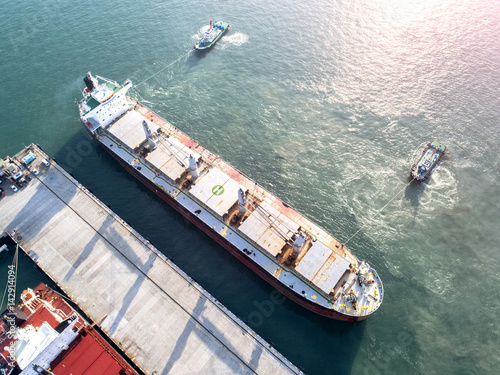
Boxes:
[424,167,458,207]
[219,32,249,48]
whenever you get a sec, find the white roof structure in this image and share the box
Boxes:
[15,322,59,370]
[239,201,300,257]
[83,94,132,130]
[91,85,114,103]
[296,241,350,294]
[190,168,242,217]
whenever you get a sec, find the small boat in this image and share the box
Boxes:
[194,20,229,50]
[410,141,446,181]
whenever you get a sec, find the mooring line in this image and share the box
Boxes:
[344,178,415,246]
[134,50,194,88]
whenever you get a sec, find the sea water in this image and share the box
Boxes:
[1,1,499,373]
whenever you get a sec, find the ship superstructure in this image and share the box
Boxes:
[78,73,384,321]
[0,283,138,374]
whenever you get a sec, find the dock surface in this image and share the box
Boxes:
[0,145,302,375]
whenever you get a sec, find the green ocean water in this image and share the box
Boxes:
[1,0,500,373]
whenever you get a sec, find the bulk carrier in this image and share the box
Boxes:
[77,73,384,322]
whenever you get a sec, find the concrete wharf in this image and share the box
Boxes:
[0,145,303,375]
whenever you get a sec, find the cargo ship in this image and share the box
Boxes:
[77,73,384,322]
[410,141,446,182]
[0,283,139,374]
[194,21,229,50]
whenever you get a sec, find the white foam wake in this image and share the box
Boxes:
[220,32,249,48]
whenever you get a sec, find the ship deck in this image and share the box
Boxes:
[0,145,303,375]
[84,93,383,318]
[128,102,382,316]
[411,141,446,180]
[136,103,356,264]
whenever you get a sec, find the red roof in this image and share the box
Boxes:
[0,284,139,375]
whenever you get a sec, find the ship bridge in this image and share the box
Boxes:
[79,78,133,132]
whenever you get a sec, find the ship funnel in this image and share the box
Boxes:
[189,154,198,179]
[210,20,213,29]
[83,72,98,92]
[238,188,246,214]
[292,233,306,256]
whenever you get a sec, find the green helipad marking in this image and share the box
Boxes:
[212,184,225,196]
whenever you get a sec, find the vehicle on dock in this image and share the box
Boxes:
[12,171,23,181]
[0,283,139,374]
[77,72,384,322]
[411,141,446,182]
[194,20,229,50]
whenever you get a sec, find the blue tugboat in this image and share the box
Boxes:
[411,141,446,181]
[194,21,229,50]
